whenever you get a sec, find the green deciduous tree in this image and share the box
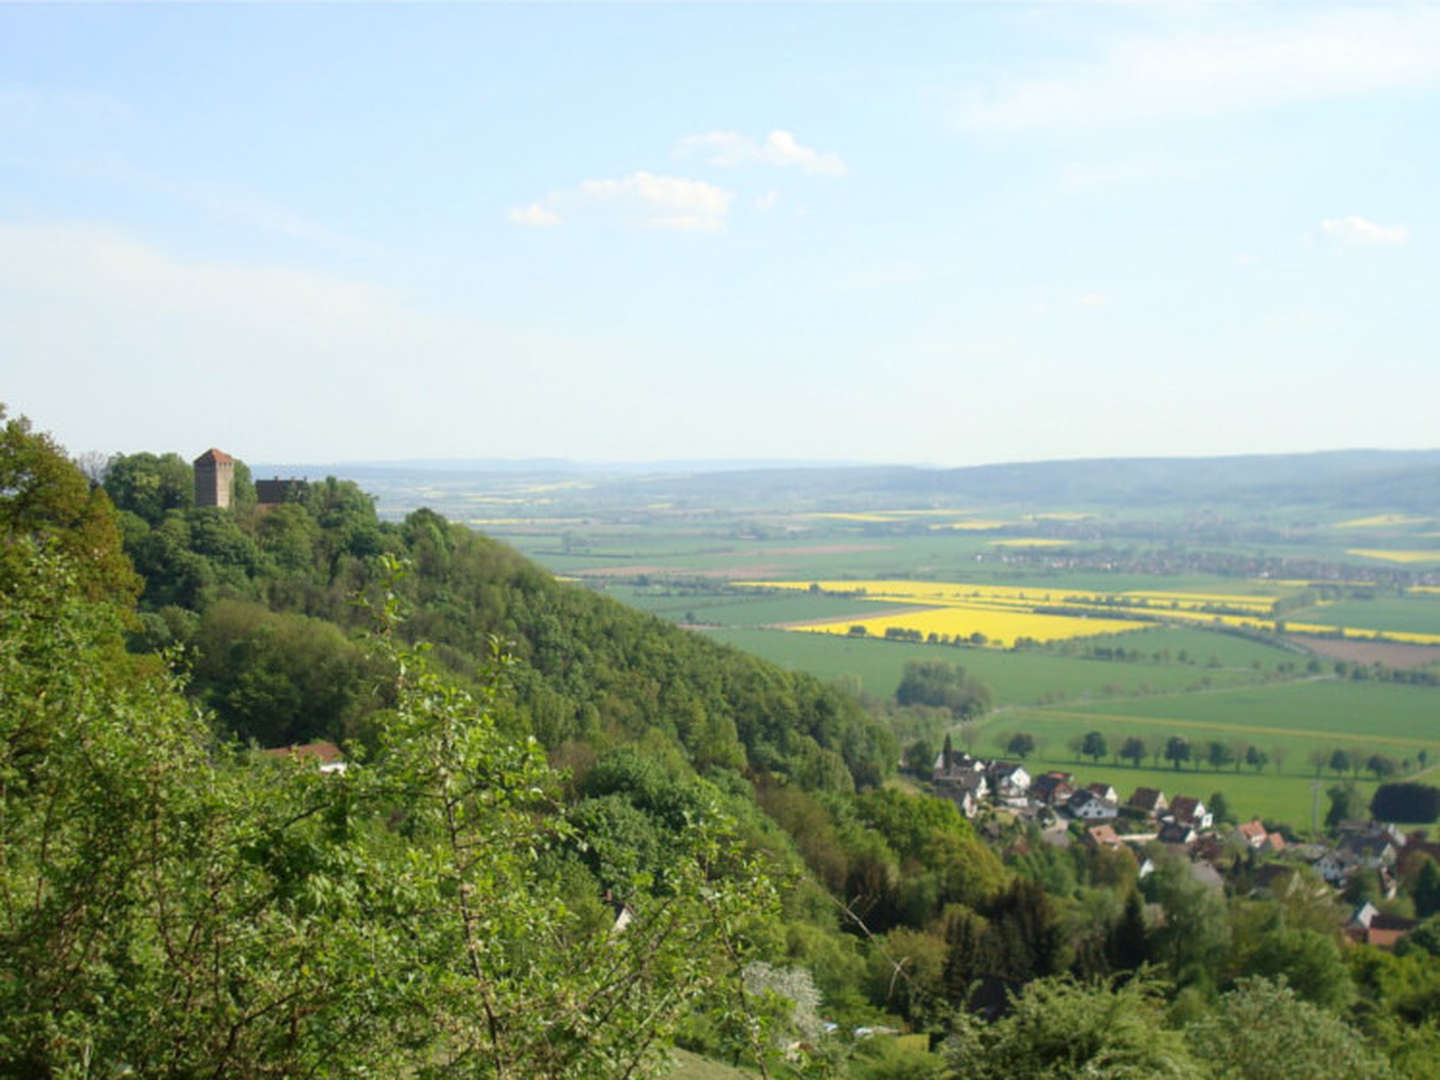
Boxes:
[945,974,1202,1080]
[1185,977,1391,1080]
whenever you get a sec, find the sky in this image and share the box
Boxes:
[3,3,1437,467]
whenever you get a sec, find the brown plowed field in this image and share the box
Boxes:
[1290,636,1440,669]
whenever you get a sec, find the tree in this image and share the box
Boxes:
[1368,754,1399,782]
[1245,745,1269,773]
[1329,748,1352,777]
[1185,977,1390,1080]
[1326,782,1365,828]
[895,659,992,720]
[1308,748,1329,778]
[1413,857,1440,919]
[1270,744,1289,775]
[945,974,1203,1080]
[1244,929,1352,1010]
[102,450,194,525]
[0,545,780,1077]
[1164,736,1191,771]
[1120,736,1149,768]
[1207,741,1235,772]
[1372,782,1440,824]
[1007,732,1037,760]
[1208,791,1233,826]
[1081,730,1109,764]
[0,406,139,604]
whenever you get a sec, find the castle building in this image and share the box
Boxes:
[256,477,309,507]
[193,448,235,508]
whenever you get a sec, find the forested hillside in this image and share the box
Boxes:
[7,407,1440,1078]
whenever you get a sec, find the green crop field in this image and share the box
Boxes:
[1290,595,1440,636]
[597,584,895,627]
[705,627,1278,706]
[1000,755,1383,830]
[968,677,1440,824]
[1048,678,1440,743]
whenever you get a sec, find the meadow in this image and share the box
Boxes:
[706,627,1285,705]
[974,678,1440,824]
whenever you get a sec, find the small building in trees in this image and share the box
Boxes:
[256,477,309,507]
[1168,795,1212,830]
[193,448,235,508]
[1127,787,1168,818]
[1067,788,1118,821]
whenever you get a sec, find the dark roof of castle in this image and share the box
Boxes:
[194,448,235,465]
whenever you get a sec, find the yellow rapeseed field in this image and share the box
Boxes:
[988,538,1074,547]
[1347,549,1440,564]
[736,579,1440,647]
[799,604,1144,648]
[1334,514,1429,528]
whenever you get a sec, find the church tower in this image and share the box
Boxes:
[193,448,235,508]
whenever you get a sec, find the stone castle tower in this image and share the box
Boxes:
[193,448,235,508]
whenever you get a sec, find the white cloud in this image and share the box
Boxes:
[675,130,846,176]
[1320,216,1410,247]
[755,190,780,212]
[577,171,732,224]
[507,202,562,227]
[510,172,733,232]
[956,9,1440,132]
[1077,293,1109,308]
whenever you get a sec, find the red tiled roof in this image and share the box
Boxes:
[1238,820,1267,841]
[194,448,235,465]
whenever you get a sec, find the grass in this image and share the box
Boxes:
[599,585,896,627]
[705,627,1279,705]
[663,1049,758,1079]
[971,677,1440,824]
[1047,677,1440,743]
[1289,595,1440,637]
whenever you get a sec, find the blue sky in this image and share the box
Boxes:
[3,4,1436,466]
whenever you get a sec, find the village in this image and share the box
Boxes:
[932,743,1434,950]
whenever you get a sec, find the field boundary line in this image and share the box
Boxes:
[1015,708,1429,749]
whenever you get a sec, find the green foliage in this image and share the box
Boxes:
[1373,783,1440,824]
[1245,928,1352,1009]
[0,406,139,603]
[103,450,194,524]
[1187,977,1392,1080]
[945,974,1202,1079]
[895,660,992,720]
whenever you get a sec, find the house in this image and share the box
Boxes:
[1315,847,1362,885]
[1031,773,1075,806]
[940,771,989,818]
[1337,831,1399,871]
[1128,787,1168,818]
[1169,795,1213,831]
[1086,782,1119,806]
[933,750,986,784]
[1346,911,1419,950]
[1067,789,1119,821]
[1084,824,1124,850]
[1158,821,1197,846]
[260,740,347,774]
[985,761,1032,797]
[1237,820,1268,849]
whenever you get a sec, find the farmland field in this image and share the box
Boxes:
[397,462,1440,832]
[1048,678,1440,743]
[706,627,1282,705]
[1288,595,1440,636]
